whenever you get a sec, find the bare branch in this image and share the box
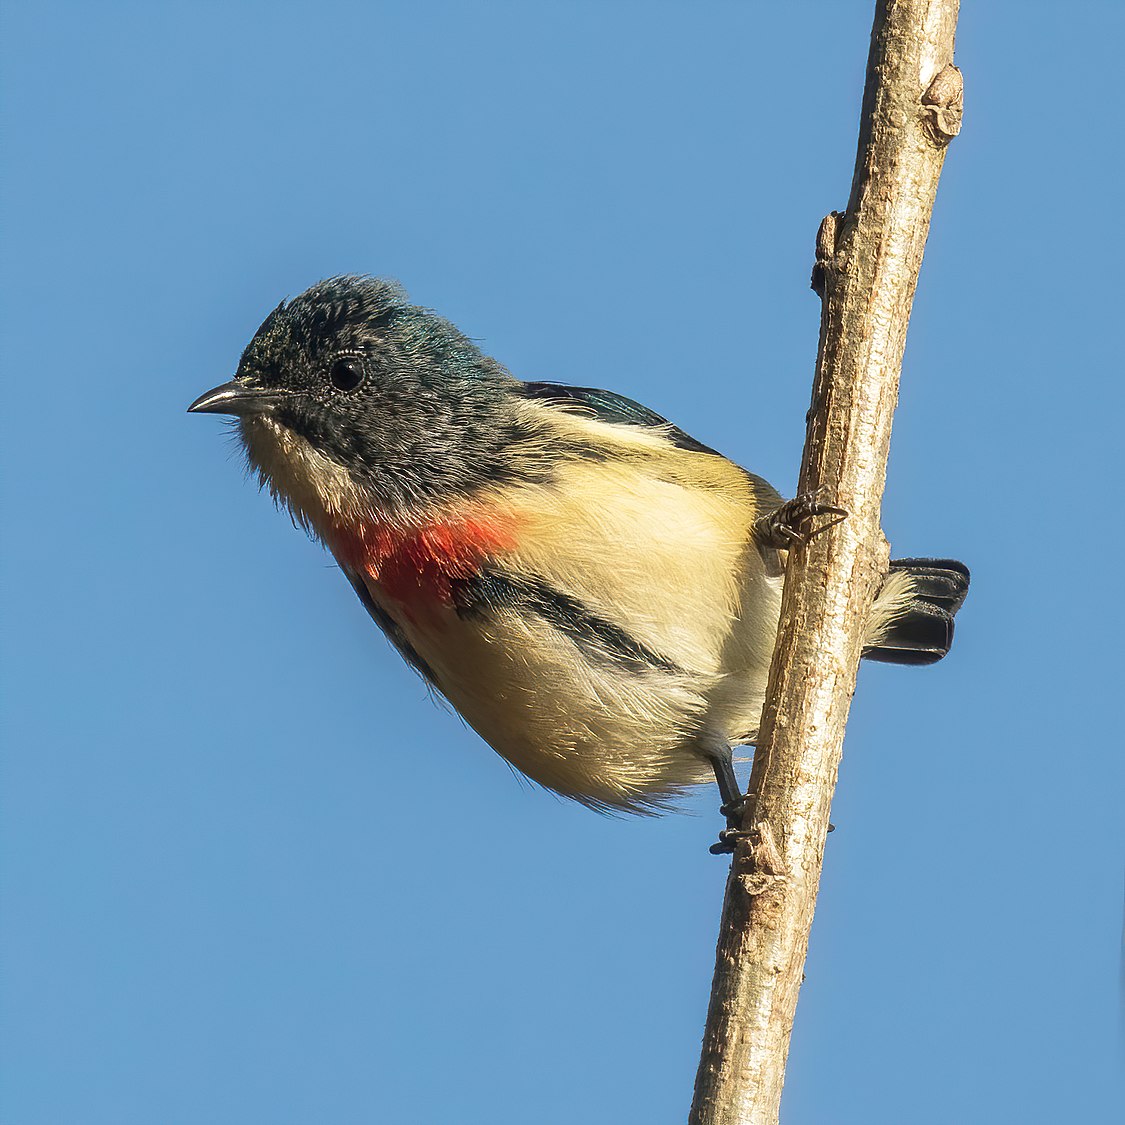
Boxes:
[689,4,962,1123]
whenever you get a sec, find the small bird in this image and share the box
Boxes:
[189,276,968,826]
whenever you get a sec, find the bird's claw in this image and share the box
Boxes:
[710,793,754,855]
[754,488,847,550]
[719,794,750,820]
[709,828,754,855]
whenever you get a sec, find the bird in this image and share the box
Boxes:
[189,275,968,830]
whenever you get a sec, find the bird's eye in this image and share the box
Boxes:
[329,358,365,392]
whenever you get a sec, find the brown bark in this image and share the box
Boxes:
[689,4,963,1123]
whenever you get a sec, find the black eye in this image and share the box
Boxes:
[329,358,365,392]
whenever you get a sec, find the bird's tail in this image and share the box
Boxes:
[862,558,970,666]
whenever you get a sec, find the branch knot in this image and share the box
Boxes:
[736,821,788,897]
[922,63,963,143]
[811,211,844,296]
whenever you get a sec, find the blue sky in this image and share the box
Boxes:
[2,2,1122,1122]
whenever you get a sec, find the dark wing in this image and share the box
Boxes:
[519,381,722,456]
[341,566,442,689]
[520,380,784,512]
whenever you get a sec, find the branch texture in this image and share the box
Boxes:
[690,4,962,1123]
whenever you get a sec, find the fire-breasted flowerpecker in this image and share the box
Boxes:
[189,276,968,824]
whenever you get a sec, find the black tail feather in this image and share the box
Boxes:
[889,557,970,613]
[862,558,970,666]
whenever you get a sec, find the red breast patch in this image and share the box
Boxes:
[329,508,517,607]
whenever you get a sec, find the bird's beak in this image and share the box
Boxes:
[187,380,284,416]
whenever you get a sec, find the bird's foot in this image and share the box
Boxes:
[710,793,753,855]
[755,489,847,549]
[698,735,758,856]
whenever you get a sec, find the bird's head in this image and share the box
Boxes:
[189,276,542,532]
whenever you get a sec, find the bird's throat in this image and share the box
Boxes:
[240,414,518,606]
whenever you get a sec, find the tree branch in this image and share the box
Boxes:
[689,3,962,1123]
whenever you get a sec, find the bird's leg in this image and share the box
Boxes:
[755,488,847,550]
[698,738,754,855]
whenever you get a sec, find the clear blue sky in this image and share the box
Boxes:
[2,2,1122,1122]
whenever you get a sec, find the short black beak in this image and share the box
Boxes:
[187,380,283,416]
